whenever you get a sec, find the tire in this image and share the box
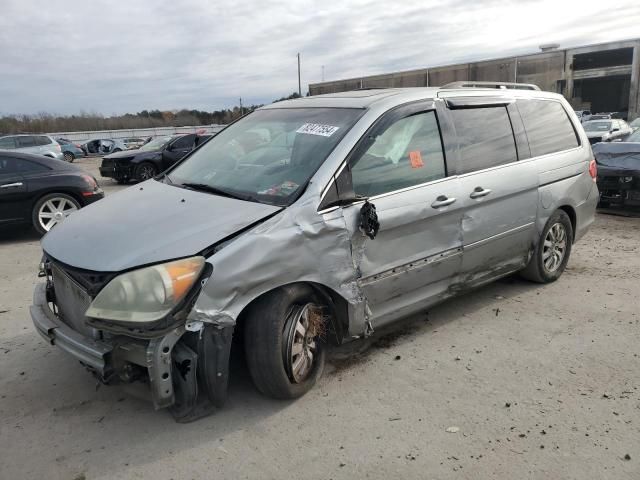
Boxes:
[244,284,327,399]
[134,162,157,181]
[116,178,128,185]
[32,193,81,235]
[63,152,75,163]
[520,210,573,283]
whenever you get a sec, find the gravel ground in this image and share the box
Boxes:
[0,157,639,479]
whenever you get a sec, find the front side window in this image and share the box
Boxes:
[350,110,446,197]
[517,99,579,156]
[449,106,518,173]
[171,135,196,150]
[169,108,364,206]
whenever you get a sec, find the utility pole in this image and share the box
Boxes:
[239,97,243,116]
[297,53,302,96]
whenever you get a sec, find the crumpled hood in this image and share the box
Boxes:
[104,149,157,161]
[42,179,282,272]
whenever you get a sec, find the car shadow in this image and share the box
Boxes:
[0,273,545,477]
[0,226,40,245]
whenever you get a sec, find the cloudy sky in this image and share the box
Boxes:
[1,0,639,115]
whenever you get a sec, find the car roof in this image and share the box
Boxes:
[261,87,565,111]
[0,150,77,171]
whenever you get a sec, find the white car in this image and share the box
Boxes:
[583,119,634,144]
[0,134,64,160]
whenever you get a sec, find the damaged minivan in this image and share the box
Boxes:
[31,86,598,421]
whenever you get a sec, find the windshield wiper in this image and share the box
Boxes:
[179,182,252,201]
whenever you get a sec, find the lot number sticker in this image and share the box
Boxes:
[296,123,340,137]
[409,150,424,168]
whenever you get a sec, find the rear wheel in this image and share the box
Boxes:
[63,152,75,163]
[134,162,157,181]
[32,193,80,235]
[521,210,573,283]
[244,285,327,399]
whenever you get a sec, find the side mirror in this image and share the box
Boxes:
[318,163,365,210]
[612,128,620,132]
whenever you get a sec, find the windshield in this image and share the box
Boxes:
[168,107,363,206]
[139,136,173,151]
[630,118,640,128]
[583,121,612,132]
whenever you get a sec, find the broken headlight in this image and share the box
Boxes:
[619,176,634,183]
[86,256,205,323]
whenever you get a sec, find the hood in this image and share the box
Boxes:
[104,149,157,160]
[593,142,640,175]
[42,179,282,272]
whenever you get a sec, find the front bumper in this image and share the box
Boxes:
[30,280,233,421]
[99,163,132,181]
[31,282,111,373]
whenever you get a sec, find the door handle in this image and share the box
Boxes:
[431,195,456,208]
[469,187,492,199]
[0,182,23,189]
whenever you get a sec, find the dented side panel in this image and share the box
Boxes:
[188,194,367,335]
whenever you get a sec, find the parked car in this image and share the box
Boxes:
[99,133,211,183]
[55,138,85,163]
[630,118,640,131]
[122,137,146,150]
[589,113,612,121]
[574,110,592,123]
[593,128,640,208]
[582,119,633,144]
[0,134,64,160]
[0,151,103,234]
[81,138,128,156]
[31,86,597,421]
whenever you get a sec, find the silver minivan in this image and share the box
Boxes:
[31,86,598,421]
[0,134,64,160]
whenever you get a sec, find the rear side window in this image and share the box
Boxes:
[351,110,447,197]
[16,136,37,148]
[449,106,517,174]
[35,136,52,146]
[517,100,579,157]
[0,137,16,149]
[17,159,50,172]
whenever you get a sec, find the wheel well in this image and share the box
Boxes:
[558,205,577,241]
[235,282,350,345]
[32,190,83,212]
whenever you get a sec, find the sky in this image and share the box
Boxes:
[1,0,639,116]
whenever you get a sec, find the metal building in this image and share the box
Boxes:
[309,38,640,120]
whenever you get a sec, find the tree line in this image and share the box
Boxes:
[0,92,302,134]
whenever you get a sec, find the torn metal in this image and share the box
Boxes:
[593,142,640,207]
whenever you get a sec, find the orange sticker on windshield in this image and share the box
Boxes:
[409,151,424,168]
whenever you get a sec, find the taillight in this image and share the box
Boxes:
[81,174,98,190]
[74,144,81,148]
[588,159,597,181]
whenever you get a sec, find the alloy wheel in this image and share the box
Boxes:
[139,165,155,180]
[283,303,322,383]
[542,222,567,273]
[38,197,78,232]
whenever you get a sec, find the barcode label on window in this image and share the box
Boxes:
[296,123,340,137]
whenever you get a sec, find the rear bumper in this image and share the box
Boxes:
[30,283,112,373]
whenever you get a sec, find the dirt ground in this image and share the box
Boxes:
[1,157,639,479]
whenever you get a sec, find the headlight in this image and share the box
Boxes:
[85,256,205,323]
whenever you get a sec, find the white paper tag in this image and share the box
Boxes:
[296,123,340,137]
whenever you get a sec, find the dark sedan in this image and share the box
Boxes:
[593,129,640,208]
[0,151,103,234]
[100,133,212,183]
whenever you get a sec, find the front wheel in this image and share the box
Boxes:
[32,193,81,235]
[134,162,157,181]
[244,285,327,399]
[521,210,573,283]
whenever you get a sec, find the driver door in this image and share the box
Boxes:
[163,134,196,169]
[338,103,464,328]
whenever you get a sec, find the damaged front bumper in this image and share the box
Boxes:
[30,282,233,422]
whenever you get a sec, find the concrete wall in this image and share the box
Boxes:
[46,124,224,143]
[309,39,640,120]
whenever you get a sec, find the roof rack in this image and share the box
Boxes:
[442,81,541,91]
